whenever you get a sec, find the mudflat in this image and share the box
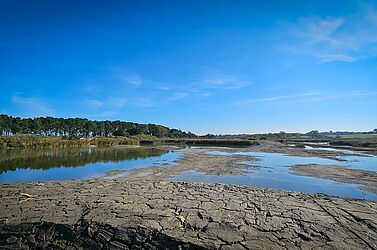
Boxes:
[1,179,377,249]
[291,164,377,194]
[1,142,377,249]
[127,143,377,195]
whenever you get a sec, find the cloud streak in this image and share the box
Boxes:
[82,99,104,109]
[169,92,189,101]
[198,72,252,90]
[318,54,356,63]
[162,71,251,101]
[12,95,54,116]
[86,111,119,118]
[119,73,142,86]
[234,90,377,106]
[135,97,154,108]
[82,97,128,109]
[282,5,377,62]
[78,66,253,112]
[234,92,319,106]
[105,96,127,107]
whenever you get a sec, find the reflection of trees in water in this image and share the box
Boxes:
[0,147,167,173]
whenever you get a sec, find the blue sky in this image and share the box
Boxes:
[1,0,377,134]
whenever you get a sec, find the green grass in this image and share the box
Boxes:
[327,134,377,139]
[0,135,255,149]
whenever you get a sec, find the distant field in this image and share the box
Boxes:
[328,134,377,139]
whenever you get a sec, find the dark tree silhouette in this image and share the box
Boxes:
[0,115,196,138]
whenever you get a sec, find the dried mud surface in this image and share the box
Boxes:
[1,179,377,249]
[1,141,377,249]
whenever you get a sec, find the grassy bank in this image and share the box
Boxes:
[329,138,377,148]
[0,135,140,149]
[159,138,256,146]
[0,135,256,149]
[283,137,377,149]
[327,133,377,139]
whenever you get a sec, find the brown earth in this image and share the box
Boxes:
[1,179,377,249]
[1,142,377,249]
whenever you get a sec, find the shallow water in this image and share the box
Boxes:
[0,147,181,183]
[1,145,376,200]
[173,151,377,200]
[303,144,371,156]
[301,142,330,145]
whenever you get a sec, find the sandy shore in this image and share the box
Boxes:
[1,179,377,249]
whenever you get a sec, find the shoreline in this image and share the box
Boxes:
[290,164,377,194]
[1,178,376,249]
[1,142,377,248]
[2,141,377,196]
[121,143,377,196]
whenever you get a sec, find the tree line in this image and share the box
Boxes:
[0,114,196,138]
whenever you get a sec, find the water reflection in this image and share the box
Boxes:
[173,151,377,200]
[0,147,181,183]
[0,147,167,173]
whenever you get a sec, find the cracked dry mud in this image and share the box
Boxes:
[1,179,377,249]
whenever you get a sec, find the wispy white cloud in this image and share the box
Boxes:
[318,54,357,63]
[82,99,103,109]
[12,95,54,116]
[308,90,377,101]
[116,72,142,87]
[169,92,189,101]
[135,97,154,108]
[81,69,143,95]
[287,16,345,45]
[158,85,172,91]
[196,71,252,90]
[234,92,319,106]
[81,96,127,110]
[282,5,377,62]
[79,67,251,108]
[158,71,251,102]
[106,96,127,107]
[86,111,119,118]
[234,90,377,106]
[156,71,251,100]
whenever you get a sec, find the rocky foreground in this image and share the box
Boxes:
[1,179,376,249]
